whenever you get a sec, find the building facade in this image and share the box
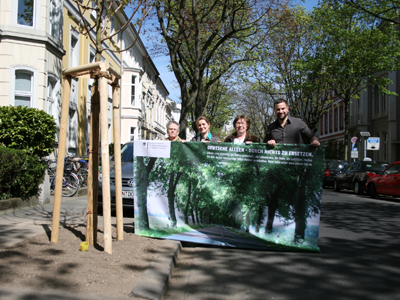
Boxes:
[0,0,65,116]
[319,74,400,163]
[1,0,178,154]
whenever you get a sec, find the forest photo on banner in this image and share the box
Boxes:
[134,141,325,252]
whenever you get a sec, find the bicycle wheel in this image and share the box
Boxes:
[61,172,79,197]
[77,169,88,187]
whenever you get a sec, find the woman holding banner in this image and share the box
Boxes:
[191,116,221,142]
[224,115,259,144]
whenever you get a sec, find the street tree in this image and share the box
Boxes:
[72,0,154,61]
[307,1,400,159]
[251,5,340,132]
[231,84,276,141]
[331,0,400,25]
[153,0,284,138]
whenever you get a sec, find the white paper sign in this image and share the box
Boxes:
[134,140,171,158]
[351,150,358,158]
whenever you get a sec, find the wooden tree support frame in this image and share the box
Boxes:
[51,62,122,254]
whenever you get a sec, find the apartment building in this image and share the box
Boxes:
[319,75,400,163]
[0,0,65,115]
[1,0,174,156]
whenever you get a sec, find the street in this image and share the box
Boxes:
[165,189,400,300]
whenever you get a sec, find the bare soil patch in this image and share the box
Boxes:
[0,222,166,299]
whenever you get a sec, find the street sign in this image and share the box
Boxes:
[351,150,358,158]
[351,136,358,144]
[367,137,380,150]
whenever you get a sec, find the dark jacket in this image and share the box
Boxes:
[224,132,260,143]
[191,132,221,142]
[263,117,315,144]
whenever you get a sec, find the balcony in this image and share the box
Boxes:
[349,114,363,126]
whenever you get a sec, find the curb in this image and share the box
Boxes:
[130,239,182,300]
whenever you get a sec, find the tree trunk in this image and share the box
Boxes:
[184,180,192,224]
[294,169,311,243]
[136,157,157,231]
[255,204,264,233]
[265,189,279,234]
[245,210,250,233]
[167,172,177,227]
[191,209,196,225]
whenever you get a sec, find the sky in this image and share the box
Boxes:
[145,0,320,104]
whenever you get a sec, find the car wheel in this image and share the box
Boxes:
[369,183,378,198]
[333,180,340,192]
[354,181,363,195]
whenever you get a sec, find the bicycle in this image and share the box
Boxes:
[70,157,89,188]
[45,158,80,197]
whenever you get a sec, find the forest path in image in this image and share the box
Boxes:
[163,225,284,251]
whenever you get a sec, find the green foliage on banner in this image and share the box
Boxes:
[134,142,324,252]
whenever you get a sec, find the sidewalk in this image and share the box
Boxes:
[0,192,181,300]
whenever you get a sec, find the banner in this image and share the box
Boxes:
[134,141,324,252]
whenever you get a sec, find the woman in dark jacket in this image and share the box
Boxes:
[224,115,259,144]
[191,115,221,142]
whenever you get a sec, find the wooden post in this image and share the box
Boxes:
[112,81,123,240]
[99,63,112,254]
[86,85,100,246]
[51,75,71,243]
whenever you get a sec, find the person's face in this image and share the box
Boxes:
[274,102,289,121]
[235,118,248,134]
[197,119,210,134]
[167,124,179,140]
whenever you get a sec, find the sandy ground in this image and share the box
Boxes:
[0,223,166,299]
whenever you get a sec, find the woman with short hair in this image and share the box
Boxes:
[224,115,259,144]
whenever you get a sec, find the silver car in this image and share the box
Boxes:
[98,142,134,213]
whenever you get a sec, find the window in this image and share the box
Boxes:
[130,127,135,141]
[334,106,338,131]
[47,75,60,114]
[70,34,79,68]
[69,28,80,108]
[17,0,34,26]
[383,132,387,162]
[374,85,380,114]
[14,71,33,107]
[68,109,77,150]
[90,1,97,19]
[340,102,344,130]
[10,66,38,108]
[49,0,62,44]
[116,22,121,46]
[47,74,61,141]
[381,92,387,112]
[131,76,136,106]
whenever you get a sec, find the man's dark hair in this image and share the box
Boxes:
[273,98,288,108]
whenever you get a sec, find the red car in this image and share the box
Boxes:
[366,161,400,198]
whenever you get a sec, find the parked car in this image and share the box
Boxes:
[98,142,134,212]
[365,161,400,198]
[323,159,350,188]
[333,161,388,194]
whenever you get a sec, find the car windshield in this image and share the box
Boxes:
[331,161,349,169]
[364,163,386,172]
[121,143,134,163]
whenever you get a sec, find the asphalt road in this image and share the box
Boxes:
[165,189,400,300]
